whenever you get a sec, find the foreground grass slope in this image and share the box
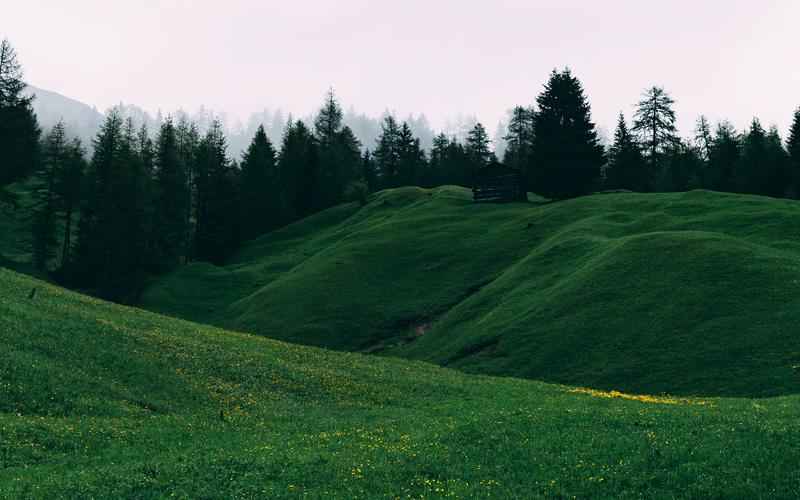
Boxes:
[2,268,800,498]
[143,187,800,397]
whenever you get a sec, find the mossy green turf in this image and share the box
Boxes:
[2,268,800,498]
[143,187,800,397]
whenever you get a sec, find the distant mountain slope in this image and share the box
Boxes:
[27,84,104,145]
[3,267,800,498]
[142,187,800,397]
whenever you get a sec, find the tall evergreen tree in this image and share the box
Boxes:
[176,117,200,261]
[0,38,40,187]
[55,137,86,270]
[279,119,319,220]
[465,122,492,174]
[428,133,450,186]
[633,86,677,188]
[787,108,800,197]
[532,69,605,199]
[240,124,280,240]
[764,126,790,198]
[194,120,240,264]
[32,122,66,270]
[374,115,402,188]
[605,113,646,191]
[707,121,740,192]
[736,118,769,194]
[312,90,360,208]
[694,115,713,161]
[73,112,151,300]
[503,106,535,188]
[361,149,378,192]
[397,122,425,186]
[153,118,191,269]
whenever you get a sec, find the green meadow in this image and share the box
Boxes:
[4,186,800,498]
[143,187,800,397]
[2,267,800,498]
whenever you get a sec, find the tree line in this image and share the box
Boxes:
[2,38,800,302]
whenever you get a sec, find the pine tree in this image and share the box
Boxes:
[55,138,86,270]
[428,133,450,186]
[694,115,713,161]
[312,90,360,209]
[374,115,402,188]
[0,38,41,187]
[240,124,279,240]
[532,69,605,199]
[154,118,190,269]
[279,119,319,220]
[194,120,240,264]
[176,117,200,261]
[736,119,769,194]
[466,122,492,176]
[633,86,677,188]
[32,122,67,270]
[605,113,646,191]
[503,106,535,188]
[361,149,378,192]
[788,108,800,197]
[764,126,790,198]
[707,122,740,192]
[73,111,152,300]
[397,122,425,186]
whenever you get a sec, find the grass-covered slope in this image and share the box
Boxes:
[142,187,800,397]
[2,268,800,498]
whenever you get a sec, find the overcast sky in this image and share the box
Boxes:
[6,0,800,137]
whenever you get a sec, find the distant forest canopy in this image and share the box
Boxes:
[26,83,487,160]
[2,37,800,302]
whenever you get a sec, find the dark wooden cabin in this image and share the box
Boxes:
[472,162,525,202]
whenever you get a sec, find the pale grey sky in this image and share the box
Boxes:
[6,0,800,137]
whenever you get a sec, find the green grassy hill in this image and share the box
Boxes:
[2,267,800,498]
[142,187,800,397]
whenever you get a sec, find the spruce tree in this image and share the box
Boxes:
[633,86,677,188]
[154,118,190,269]
[194,120,240,264]
[0,38,41,186]
[707,122,740,192]
[736,119,769,194]
[694,116,713,161]
[56,138,86,270]
[312,90,359,209]
[361,150,378,192]
[428,133,450,186]
[240,124,279,240]
[788,108,800,197]
[466,123,492,175]
[605,113,646,191]
[503,106,535,188]
[73,111,152,300]
[397,122,425,186]
[374,115,402,188]
[532,69,605,199]
[32,122,66,270]
[279,119,319,220]
[176,117,200,261]
[764,126,790,198]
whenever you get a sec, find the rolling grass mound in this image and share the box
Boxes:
[3,268,800,498]
[142,187,800,398]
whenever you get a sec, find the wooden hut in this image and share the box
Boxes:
[472,162,525,202]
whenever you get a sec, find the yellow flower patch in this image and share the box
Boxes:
[569,387,711,406]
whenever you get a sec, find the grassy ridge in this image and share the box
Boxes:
[2,268,800,498]
[143,187,800,397]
